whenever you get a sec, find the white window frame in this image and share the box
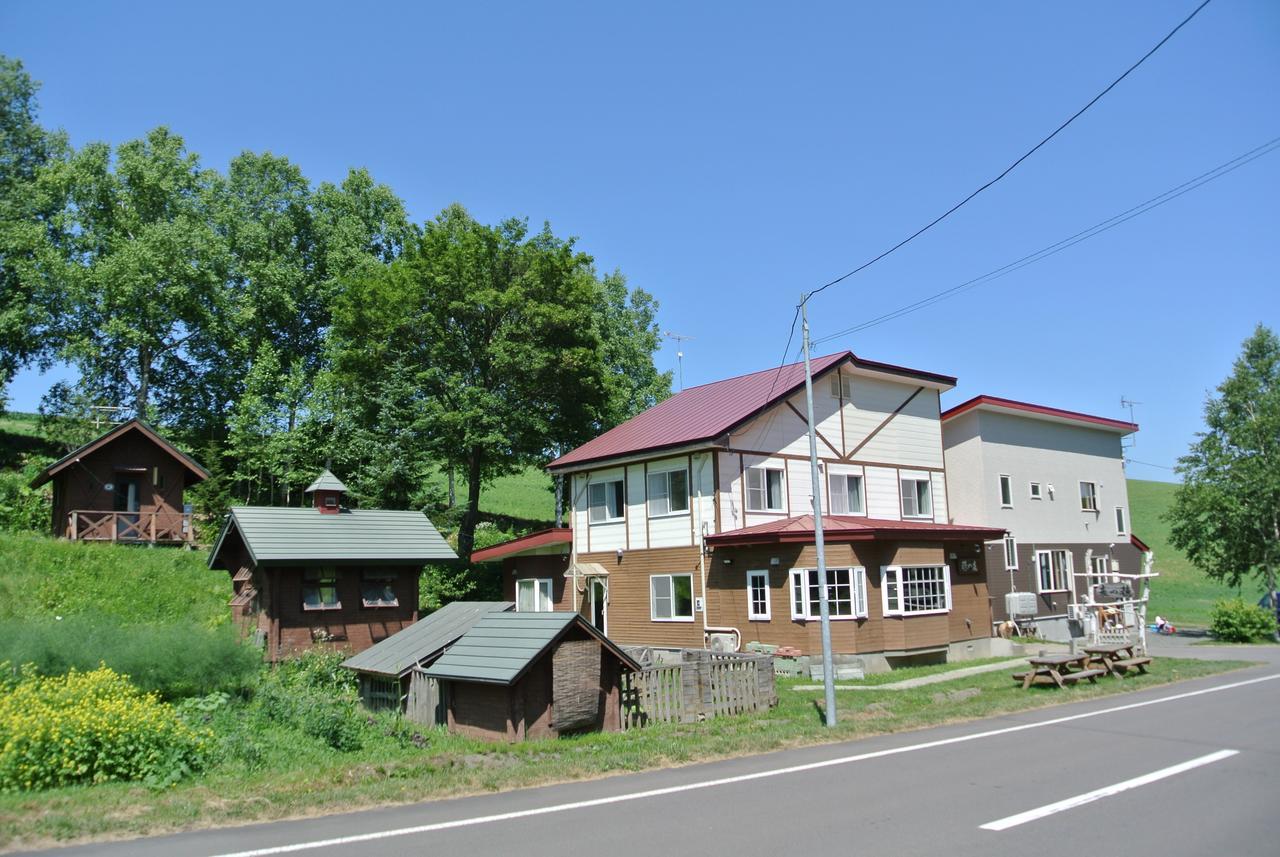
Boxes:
[1035,549,1073,593]
[828,472,865,515]
[1029,481,1043,500]
[745,465,786,513]
[650,573,694,622]
[516,577,554,612]
[900,477,933,519]
[746,569,771,621]
[1114,506,1127,536]
[881,565,951,616]
[999,474,1013,508]
[829,373,853,399]
[587,478,625,524]
[1089,554,1113,589]
[1079,481,1098,512]
[646,466,690,517]
[788,567,866,620]
[1002,535,1018,571]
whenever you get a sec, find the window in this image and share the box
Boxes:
[324,495,338,508]
[1036,549,1072,592]
[999,474,1013,508]
[746,466,785,512]
[647,468,689,516]
[1089,555,1112,589]
[829,373,854,399]
[651,574,694,621]
[900,477,933,519]
[516,578,554,612]
[588,479,625,523]
[1029,482,1042,500]
[746,570,771,620]
[882,565,951,615]
[361,571,398,607]
[828,473,864,515]
[1115,506,1127,535]
[302,567,340,610]
[1003,535,1018,571]
[1079,481,1098,512]
[789,567,866,619]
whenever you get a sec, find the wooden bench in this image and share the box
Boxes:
[1012,667,1106,688]
[1108,657,1152,675]
[1057,668,1105,685]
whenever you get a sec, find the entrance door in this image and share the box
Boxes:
[114,476,141,539]
[589,578,607,634]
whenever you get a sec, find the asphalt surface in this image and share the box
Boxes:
[27,638,1280,857]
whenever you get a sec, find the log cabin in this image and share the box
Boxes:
[29,418,208,545]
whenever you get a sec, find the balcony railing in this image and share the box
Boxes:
[67,510,195,545]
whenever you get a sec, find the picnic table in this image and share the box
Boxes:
[1084,643,1152,677]
[1013,653,1106,689]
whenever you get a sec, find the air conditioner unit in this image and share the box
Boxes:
[708,633,737,653]
[1005,591,1037,619]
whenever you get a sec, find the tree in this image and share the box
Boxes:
[1168,324,1280,637]
[330,205,617,559]
[0,56,69,410]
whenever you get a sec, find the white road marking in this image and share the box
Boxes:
[980,749,1239,831]
[210,672,1280,857]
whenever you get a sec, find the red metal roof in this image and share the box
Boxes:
[940,395,1138,433]
[470,528,572,563]
[704,514,1005,547]
[1130,533,1151,553]
[549,351,956,471]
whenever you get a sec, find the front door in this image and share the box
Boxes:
[113,476,141,539]
[589,578,607,634]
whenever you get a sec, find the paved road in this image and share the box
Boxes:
[30,642,1280,857]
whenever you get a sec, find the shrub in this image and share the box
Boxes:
[275,648,357,697]
[1209,598,1275,642]
[0,617,261,700]
[0,467,51,534]
[254,675,364,752]
[0,664,211,791]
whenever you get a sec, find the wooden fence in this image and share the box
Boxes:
[620,650,776,729]
[406,670,445,725]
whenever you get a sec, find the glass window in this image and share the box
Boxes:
[882,565,950,615]
[1115,506,1127,535]
[647,468,689,516]
[516,578,554,612]
[360,571,398,607]
[789,567,866,619]
[1029,482,1042,500]
[303,567,340,610]
[746,570,771,620]
[999,474,1013,507]
[1079,481,1098,512]
[1036,549,1072,592]
[651,574,694,621]
[829,473,864,515]
[901,477,933,518]
[588,479,625,523]
[746,466,785,512]
[1003,535,1018,571]
[829,374,853,399]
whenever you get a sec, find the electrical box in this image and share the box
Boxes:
[1005,591,1037,619]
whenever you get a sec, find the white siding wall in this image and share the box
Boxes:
[847,380,943,468]
[626,463,646,548]
[718,452,744,533]
[571,454,713,553]
[865,466,901,520]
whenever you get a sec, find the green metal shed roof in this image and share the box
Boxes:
[305,469,349,493]
[340,601,514,678]
[421,612,640,685]
[208,506,457,567]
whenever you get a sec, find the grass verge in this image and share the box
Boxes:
[0,655,1249,852]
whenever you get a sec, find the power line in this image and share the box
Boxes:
[812,135,1280,345]
[804,0,1214,303]
[1127,457,1178,471]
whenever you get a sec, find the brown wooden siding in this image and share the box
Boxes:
[578,547,705,649]
[987,540,1144,623]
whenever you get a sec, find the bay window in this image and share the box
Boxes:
[882,565,951,615]
[789,567,866,619]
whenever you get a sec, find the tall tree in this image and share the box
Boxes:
[1168,324,1280,636]
[0,56,69,410]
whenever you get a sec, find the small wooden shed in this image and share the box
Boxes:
[422,612,641,741]
[29,418,208,544]
[339,600,514,721]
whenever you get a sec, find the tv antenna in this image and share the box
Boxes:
[1120,396,1142,450]
[663,331,694,391]
[91,404,128,429]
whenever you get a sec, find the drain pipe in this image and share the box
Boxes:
[693,454,741,651]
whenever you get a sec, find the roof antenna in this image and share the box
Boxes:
[663,331,694,391]
[1120,396,1141,451]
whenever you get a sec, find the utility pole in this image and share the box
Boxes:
[663,331,694,391]
[801,296,837,727]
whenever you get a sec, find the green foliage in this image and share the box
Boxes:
[273,647,357,697]
[1208,598,1276,643]
[254,653,364,752]
[1168,325,1280,608]
[0,459,50,533]
[0,617,260,699]
[0,664,211,792]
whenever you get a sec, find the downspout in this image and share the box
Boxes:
[694,454,741,651]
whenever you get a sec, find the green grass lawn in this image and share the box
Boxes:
[422,465,556,525]
[1127,478,1243,628]
[0,654,1247,851]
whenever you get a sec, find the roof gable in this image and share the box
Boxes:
[340,601,515,677]
[30,419,210,488]
[941,395,1137,434]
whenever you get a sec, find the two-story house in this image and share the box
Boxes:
[940,395,1145,641]
[473,352,1004,668]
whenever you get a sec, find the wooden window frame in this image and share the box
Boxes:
[302,566,341,611]
[746,569,771,621]
[650,573,695,622]
[360,570,399,608]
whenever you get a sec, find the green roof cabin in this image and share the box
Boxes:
[208,469,458,660]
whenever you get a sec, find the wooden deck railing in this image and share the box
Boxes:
[67,510,195,545]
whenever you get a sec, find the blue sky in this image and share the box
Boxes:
[4,1,1278,481]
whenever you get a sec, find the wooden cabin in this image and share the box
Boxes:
[207,470,459,661]
[421,611,641,741]
[29,418,208,545]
